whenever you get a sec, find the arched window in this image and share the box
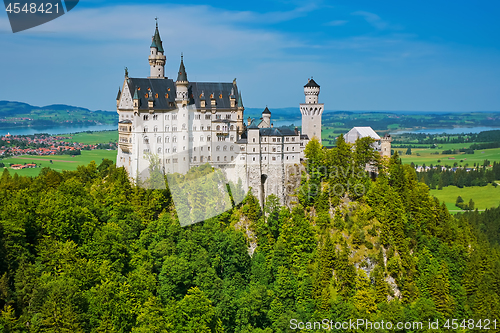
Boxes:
[182,123,186,130]
[165,136,170,143]
[231,156,234,161]
[157,137,162,143]
[200,135,204,142]
[230,146,234,151]
[224,156,227,161]
[173,136,177,143]
[165,126,169,131]
[252,138,256,142]
[200,156,204,162]
[216,125,221,131]
[193,156,197,162]
[217,156,220,161]
[216,146,220,151]
[223,146,227,151]
[157,147,161,153]
[144,137,149,144]
[144,126,148,133]
[230,125,234,130]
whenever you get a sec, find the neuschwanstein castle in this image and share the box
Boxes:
[116,22,391,205]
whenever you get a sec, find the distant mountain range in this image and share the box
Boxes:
[0,101,116,128]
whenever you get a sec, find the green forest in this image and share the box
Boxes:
[0,136,499,332]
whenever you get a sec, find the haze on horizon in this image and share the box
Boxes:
[0,0,499,113]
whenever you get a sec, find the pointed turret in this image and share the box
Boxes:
[149,18,166,78]
[238,91,243,108]
[176,54,188,82]
[133,88,139,100]
[116,87,121,101]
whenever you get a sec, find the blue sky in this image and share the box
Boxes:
[1,0,499,112]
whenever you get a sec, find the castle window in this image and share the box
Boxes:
[224,156,227,161]
[207,136,211,141]
[216,146,220,151]
[193,156,197,162]
[286,156,289,160]
[230,146,234,151]
[153,115,158,120]
[219,94,223,99]
[200,156,204,162]
[253,157,256,161]
[166,159,170,163]
[157,148,161,153]
[272,138,276,142]
[292,147,295,151]
[168,88,171,91]
[286,147,288,151]
[166,136,170,143]
[165,115,169,120]
[272,157,276,161]
[182,124,186,130]
[173,147,177,153]
[216,125,220,131]
[143,115,149,121]
[240,146,245,151]
[173,136,177,143]
[195,114,201,120]
[223,146,227,151]
[157,137,162,143]
[207,126,211,131]
[201,126,204,130]
[216,115,221,120]
[165,126,170,131]
[277,138,281,142]
[173,158,178,163]
[205,114,211,120]
[286,137,289,142]
[208,156,211,161]
[183,146,186,151]
[231,156,234,161]
[172,115,177,120]
[154,126,158,132]
[183,136,186,140]
[253,148,256,152]
[193,147,196,151]
[173,127,177,132]
[144,137,149,144]
[230,125,234,130]
[200,136,204,142]
[217,156,220,161]
[226,114,231,119]
[166,148,170,153]
[273,148,276,152]
[165,93,169,99]
[253,138,256,143]
[292,137,295,142]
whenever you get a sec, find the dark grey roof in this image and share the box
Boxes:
[127,78,176,110]
[119,119,132,124]
[304,78,320,88]
[238,91,243,108]
[248,119,259,129]
[189,82,239,110]
[262,107,271,115]
[125,78,240,111]
[259,126,297,137]
[236,138,248,144]
[301,134,309,140]
[177,56,187,82]
[116,88,121,101]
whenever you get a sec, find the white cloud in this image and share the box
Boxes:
[352,10,389,30]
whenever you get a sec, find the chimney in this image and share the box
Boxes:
[247,117,251,126]
[271,123,273,128]
[294,127,299,135]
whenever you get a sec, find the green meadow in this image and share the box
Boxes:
[430,183,500,213]
[55,130,118,145]
[398,146,500,166]
[1,150,117,177]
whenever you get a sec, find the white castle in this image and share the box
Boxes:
[116,22,390,206]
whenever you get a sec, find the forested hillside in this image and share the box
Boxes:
[0,137,499,332]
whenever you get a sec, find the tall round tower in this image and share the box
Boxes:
[148,19,166,78]
[299,78,324,143]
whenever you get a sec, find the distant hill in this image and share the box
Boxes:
[0,101,116,128]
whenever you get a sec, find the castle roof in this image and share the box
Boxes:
[304,78,320,88]
[345,126,381,143]
[259,126,297,137]
[123,78,240,111]
[262,107,271,115]
[176,55,188,82]
[150,22,164,52]
[116,87,121,101]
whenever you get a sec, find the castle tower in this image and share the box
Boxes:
[148,19,166,78]
[261,107,271,128]
[175,55,190,173]
[380,134,392,157]
[299,78,324,144]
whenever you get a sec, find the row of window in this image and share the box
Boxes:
[144,135,213,144]
[142,114,235,121]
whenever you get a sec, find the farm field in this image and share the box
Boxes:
[430,183,500,213]
[398,147,500,166]
[55,130,118,145]
[1,150,117,177]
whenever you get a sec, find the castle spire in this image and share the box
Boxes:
[148,18,166,78]
[176,53,188,82]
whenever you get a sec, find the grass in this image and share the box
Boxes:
[54,130,118,145]
[430,184,500,213]
[1,150,117,177]
[399,147,500,167]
